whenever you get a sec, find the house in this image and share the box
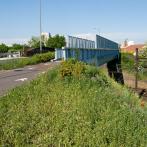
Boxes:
[121,44,145,54]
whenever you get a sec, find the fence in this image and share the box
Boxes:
[96,35,118,50]
[66,36,95,49]
[65,35,119,50]
[134,48,147,91]
[120,48,147,98]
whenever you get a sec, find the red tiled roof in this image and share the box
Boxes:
[121,44,145,53]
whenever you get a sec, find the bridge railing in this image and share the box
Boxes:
[55,48,119,66]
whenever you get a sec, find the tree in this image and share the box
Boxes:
[139,43,147,58]
[28,37,40,48]
[0,43,9,53]
[28,36,45,48]
[10,44,23,52]
[46,34,66,48]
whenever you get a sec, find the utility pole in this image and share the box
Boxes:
[40,0,42,53]
[135,48,139,90]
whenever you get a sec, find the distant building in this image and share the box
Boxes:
[41,32,51,44]
[128,41,135,46]
[121,44,145,54]
[121,40,135,48]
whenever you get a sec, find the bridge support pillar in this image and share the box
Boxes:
[107,53,124,85]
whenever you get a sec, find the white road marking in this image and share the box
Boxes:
[15,78,28,82]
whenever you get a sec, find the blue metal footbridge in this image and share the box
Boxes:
[55,35,120,66]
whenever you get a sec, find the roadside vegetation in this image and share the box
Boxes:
[0,43,26,53]
[0,44,9,53]
[0,52,54,70]
[121,53,135,72]
[121,52,147,80]
[0,60,147,146]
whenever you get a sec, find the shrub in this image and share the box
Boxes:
[72,61,85,78]
[0,52,55,70]
[0,44,9,53]
[85,65,99,77]
[60,59,76,78]
[121,53,135,72]
[121,52,147,80]
[60,59,86,78]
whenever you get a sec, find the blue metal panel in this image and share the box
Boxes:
[56,34,119,66]
[96,35,118,50]
[67,36,95,49]
[58,48,119,66]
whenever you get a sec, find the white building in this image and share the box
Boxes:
[121,40,135,48]
[41,32,51,42]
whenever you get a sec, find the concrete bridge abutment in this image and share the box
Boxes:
[107,53,124,85]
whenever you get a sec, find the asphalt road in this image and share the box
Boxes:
[0,61,59,97]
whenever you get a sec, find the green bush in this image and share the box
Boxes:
[0,44,9,53]
[0,62,147,146]
[85,65,100,77]
[121,53,135,72]
[121,53,147,80]
[60,59,77,78]
[60,59,86,78]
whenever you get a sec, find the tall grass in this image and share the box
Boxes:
[0,60,147,146]
[0,52,54,70]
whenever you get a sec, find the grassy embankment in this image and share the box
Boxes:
[0,52,54,70]
[121,53,147,80]
[0,59,147,146]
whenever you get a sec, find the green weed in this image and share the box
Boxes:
[0,52,55,70]
[0,61,147,146]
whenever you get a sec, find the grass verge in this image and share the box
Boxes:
[0,52,55,70]
[0,60,147,146]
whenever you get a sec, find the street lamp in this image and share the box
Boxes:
[40,0,42,53]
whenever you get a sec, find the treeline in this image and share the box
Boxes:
[0,44,24,53]
[0,34,66,53]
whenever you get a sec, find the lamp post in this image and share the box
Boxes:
[40,0,42,53]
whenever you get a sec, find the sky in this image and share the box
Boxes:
[0,0,147,45]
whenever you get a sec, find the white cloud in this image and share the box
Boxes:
[0,38,30,46]
[74,33,96,41]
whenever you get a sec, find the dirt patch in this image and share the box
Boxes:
[123,72,147,89]
[123,71,147,101]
